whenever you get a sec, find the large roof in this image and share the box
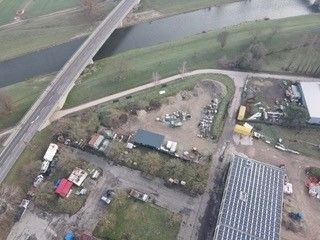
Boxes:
[300,82,320,118]
[213,155,284,240]
[133,129,164,149]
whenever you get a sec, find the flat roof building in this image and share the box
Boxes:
[133,129,164,149]
[213,155,284,240]
[299,82,320,124]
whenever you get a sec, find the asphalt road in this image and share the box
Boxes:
[0,0,139,184]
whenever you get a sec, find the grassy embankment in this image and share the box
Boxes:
[0,0,25,25]
[94,191,181,240]
[139,0,241,14]
[25,0,80,17]
[0,75,53,130]
[1,15,320,131]
[0,0,241,61]
[0,2,116,61]
[254,123,320,159]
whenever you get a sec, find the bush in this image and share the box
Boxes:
[306,167,320,179]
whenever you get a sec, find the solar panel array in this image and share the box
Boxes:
[213,155,284,240]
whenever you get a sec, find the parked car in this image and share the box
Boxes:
[33,175,44,187]
[101,189,115,204]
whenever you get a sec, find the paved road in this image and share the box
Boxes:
[0,0,139,184]
[53,69,320,121]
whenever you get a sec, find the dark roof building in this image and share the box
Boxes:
[133,129,164,149]
[213,155,284,240]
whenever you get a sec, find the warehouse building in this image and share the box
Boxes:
[213,155,284,240]
[299,82,320,124]
[133,129,164,150]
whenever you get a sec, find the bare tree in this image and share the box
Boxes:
[217,31,229,48]
[0,90,13,113]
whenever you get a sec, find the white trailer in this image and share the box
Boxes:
[43,143,58,162]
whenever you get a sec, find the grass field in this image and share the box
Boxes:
[94,192,181,240]
[140,0,241,14]
[0,2,115,61]
[26,0,80,17]
[0,74,53,130]
[254,123,320,159]
[3,127,52,187]
[0,0,26,25]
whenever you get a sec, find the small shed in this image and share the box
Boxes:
[68,168,88,187]
[133,129,164,149]
[55,179,73,198]
[88,134,104,150]
[237,106,246,121]
[234,124,252,136]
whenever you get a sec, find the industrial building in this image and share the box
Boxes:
[133,129,165,150]
[299,82,320,124]
[213,155,284,240]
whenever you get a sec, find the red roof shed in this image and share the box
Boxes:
[55,179,73,198]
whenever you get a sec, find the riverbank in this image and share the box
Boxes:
[138,0,242,15]
[0,0,244,62]
[1,14,319,131]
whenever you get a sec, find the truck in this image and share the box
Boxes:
[129,189,148,202]
[40,160,50,173]
[14,199,29,222]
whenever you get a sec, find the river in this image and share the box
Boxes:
[0,0,313,88]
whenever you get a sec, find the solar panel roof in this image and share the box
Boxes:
[213,155,284,240]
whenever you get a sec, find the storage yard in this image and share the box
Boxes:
[2,74,320,240]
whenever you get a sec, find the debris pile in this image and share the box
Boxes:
[158,110,191,128]
[198,99,219,138]
[305,176,320,199]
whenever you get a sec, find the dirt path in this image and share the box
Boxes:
[52,69,320,122]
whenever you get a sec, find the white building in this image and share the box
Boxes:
[299,82,320,124]
[43,143,59,162]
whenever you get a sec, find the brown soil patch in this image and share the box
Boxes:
[117,80,225,155]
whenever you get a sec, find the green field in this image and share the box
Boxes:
[0,75,53,130]
[26,0,80,17]
[94,192,181,240]
[3,127,52,187]
[140,0,241,14]
[0,2,115,61]
[254,123,320,159]
[0,0,26,24]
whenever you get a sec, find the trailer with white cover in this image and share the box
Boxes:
[43,143,59,162]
